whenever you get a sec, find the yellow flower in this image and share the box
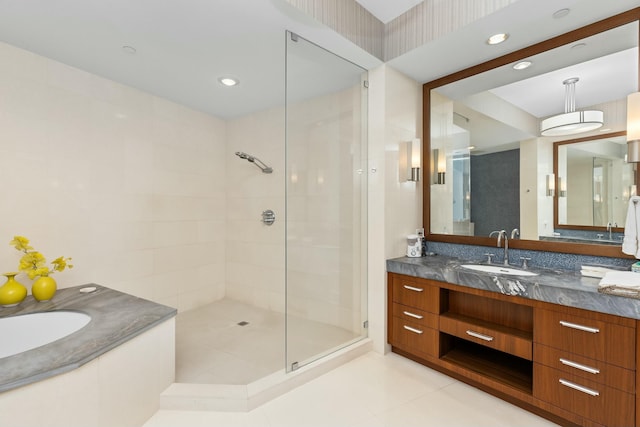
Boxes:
[51,256,73,273]
[10,236,73,280]
[10,236,32,252]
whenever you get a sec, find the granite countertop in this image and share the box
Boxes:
[387,255,640,320]
[0,284,176,393]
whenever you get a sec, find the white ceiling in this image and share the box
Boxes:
[0,0,637,120]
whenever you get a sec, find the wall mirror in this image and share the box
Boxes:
[424,9,639,257]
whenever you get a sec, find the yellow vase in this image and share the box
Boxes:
[32,276,57,302]
[0,272,28,307]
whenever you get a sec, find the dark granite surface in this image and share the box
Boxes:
[387,255,640,320]
[0,284,176,393]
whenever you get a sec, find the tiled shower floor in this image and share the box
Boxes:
[175,299,360,384]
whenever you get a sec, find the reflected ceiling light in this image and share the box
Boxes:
[218,76,239,87]
[513,61,532,70]
[627,92,640,162]
[121,45,137,54]
[540,77,603,137]
[487,33,508,45]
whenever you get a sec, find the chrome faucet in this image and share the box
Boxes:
[510,228,519,239]
[489,230,509,266]
[606,222,613,240]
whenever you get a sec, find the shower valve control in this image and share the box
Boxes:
[262,209,276,226]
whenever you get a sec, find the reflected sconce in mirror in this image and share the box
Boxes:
[432,148,446,185]
[558,177,567,197]
[546,174,555,197]
[628,92,640,162]
[399,138,421,182]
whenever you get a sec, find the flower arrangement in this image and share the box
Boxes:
[10,236,73,279]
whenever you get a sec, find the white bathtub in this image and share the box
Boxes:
[0,311,91,359]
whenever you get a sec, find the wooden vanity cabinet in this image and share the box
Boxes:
[387,272,638,427]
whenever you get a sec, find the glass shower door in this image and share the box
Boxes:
[285,31,368,371]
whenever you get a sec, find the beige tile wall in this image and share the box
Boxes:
[0,41,226,312]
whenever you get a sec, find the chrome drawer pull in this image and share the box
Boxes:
[403,311,423,319]
[466,330,494,342]
[559,320,600,334]
[559,379,600,397]
[403,325,423,334]
[559,358,600,375]
[403,285,424,292]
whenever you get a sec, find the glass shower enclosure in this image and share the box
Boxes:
[284,31,368,372]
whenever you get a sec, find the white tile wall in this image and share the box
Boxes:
[0,41,226,312]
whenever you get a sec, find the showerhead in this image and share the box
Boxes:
[235,151,273,173]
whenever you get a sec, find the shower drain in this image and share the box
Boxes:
[237,321,249,326]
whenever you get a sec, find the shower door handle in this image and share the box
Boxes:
[262,210,276,226]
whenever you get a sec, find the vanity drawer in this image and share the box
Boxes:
[534,308,635,369]
[391,317,438,359]
[391,276,439,313]
[534,344,635,393]
[440,313,532,360]
[392,303,438,329]
[534,364,634,427]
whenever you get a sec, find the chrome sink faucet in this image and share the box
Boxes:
[489,230,509,266]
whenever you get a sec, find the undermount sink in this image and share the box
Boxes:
[461,264,538,277]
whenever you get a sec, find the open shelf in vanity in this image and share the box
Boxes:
[438,288,534,393]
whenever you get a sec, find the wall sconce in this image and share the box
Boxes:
[432,148,446,185]
[546,173,555,197]
[627,92,640,162]
[399,139,421,182]
[558,176,566,197]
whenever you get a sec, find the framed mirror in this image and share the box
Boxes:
[549,131,637,246]
[424,8,640,257]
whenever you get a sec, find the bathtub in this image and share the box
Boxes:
[0,284,176,427]
[0,311,91,359]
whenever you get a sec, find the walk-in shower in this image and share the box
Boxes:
[235,151,273,173]
[173,30,368,393]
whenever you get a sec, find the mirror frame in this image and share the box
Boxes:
[553,131,636,234]
[423,8,640,257]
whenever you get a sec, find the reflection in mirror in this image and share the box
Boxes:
[549,133,637,245]
[427,13,639,257]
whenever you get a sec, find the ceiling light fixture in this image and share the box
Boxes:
[218,76,239,87]
[553,8,570,19]
[513,61,532,70]
[122,45,137,54]
[487,33,508,45]
[540,77,603,137]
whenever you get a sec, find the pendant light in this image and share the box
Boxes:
[540,77,603,137]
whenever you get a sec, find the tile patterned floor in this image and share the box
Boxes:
[145,351,559,427]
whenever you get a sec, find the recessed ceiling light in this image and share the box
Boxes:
[553,8,570,19]
[571,42,587,50]
[218,76,239,87]
[513,61,532,70]
[122,45,137,55]
[487,33,508,45]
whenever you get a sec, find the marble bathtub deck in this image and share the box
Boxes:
[387,255,640,320]
[0,284,176,393]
